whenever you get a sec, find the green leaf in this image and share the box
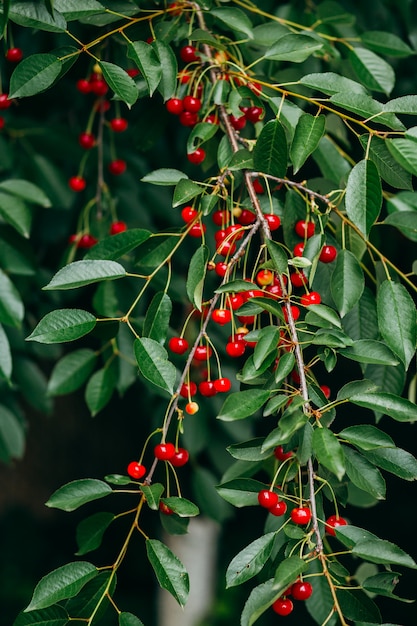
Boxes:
[240,578,278,626]
[187,245,209,311]
[313,427,345,480]
[146,539,189,607]
[85,229,151,261]
[217,390,270,421]
[343,446,386,500]
[141,483,165,510]
[216,478,267,507]
[384,211,417,237]
[187,122,218,153]
[26,309,96,344]
[337,588,382,623]
[152,40,177,101]
[0,190,32,237]
[338,425,395,450]
[339,340,399,365]
[0,179,51,207]
[8,2,67,31]
[362,572,412,601]
[43,260,126,290]
[361,31,414,57]
[0,324,12,381]
[330,250,365,317]
[46,479,112,512]
[253,327,280,369]
[353,538,417,569]
[54,0,105,20]
[135,235,179,271]
[387,138,417,176]
[265,239,288,274]
[329,93,404,131]
[265,34,323,63]
[229,149,253,171]
[342,287,379,341]
[47,349,98,396]
[290,113,325,173]
[210,7,253,38]
[161,497,199,517]
[377,280,416,369]
[172,179,203,207]
[0,404,25,462]
[0,269,24,327]
[127,41,161,97]
[134,337,176,395]
[141,169,188,186]
[363,447,417,481]
[14,606,69,626]
[85,365,117,416]
[76,512,115,556]
[226,532,276,588]
[25,562,98,611]
[227,438,271,462]
[119,613,145,626]
[312,136,352,184]
[9,54,62,98]
[98,61,138,107]
[305,304,342,329]
[299,72,366,96]
[143,292,172,343]
[350,391,417,422]
[359,135,412,191]
[273,555,308,591]
[253,119,288,179]
[383,95,417,114]
[345,160,382,239]
[64,571,116,623]
[349,47,395,95]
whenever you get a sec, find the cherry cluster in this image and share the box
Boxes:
[0,47,23,131]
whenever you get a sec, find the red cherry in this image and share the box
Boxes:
[185,401,199,414]
[168,337,189,355]
[181,206,198,223]
[290,271,307,288]
[293,242,305,257]
[212,308,232,325]
[291,506,312,525]
[258,489,279,509]
[188,222,206,237]
[127,461,146,480]
[187,148,206,164]
[229,115,246,130]
[226,340,246,357]
[245,106,264,123]
[180,381,197,398]
[179,110,198,126]
[110,117,128,132]
[274,446,293,461]
[283,305,300,322]
[205,114,219,124]
[225,224,244,241]
[272,598,293,616]
[159,501,174,515]
[95,99,110,113]
[319,244,337,263]
[180,45,199,63]
[79,132,95,149]
[269,500,287,517]
[183,95,202,113]
[108,159,127,175]
[76,78,91,94]
[178,70,191,84]
[68,176,87,192]
[215,262,228,277]
[212,210,230,226]
[109,221,127,235]
[265,284,283,298]
[0,116,4,130]
[170,448,189,467]
[326,514,348,536]
[291,581,313,601]
[214,377,231,393]
[217,240,236,256]
[5,47,23,62]
[194,345,212,361]
[78,234,98,249]
[265,214,281,231]
[166,97,184,115]
[252,178,264,194]
[154,442,176,461]
[90,78,108,96]
[126,68,140,77]
[320,384,331,399]
[295,219,315,239]
[248,81,262,94]
[256,269,274,286]
[0,94,12,109]
[238,209,256,225]
[199,380,217,397]
[300,291,321,306]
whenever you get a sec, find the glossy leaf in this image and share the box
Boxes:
[187,122,219,153]
[172,179,202,207]
[338,425,394,450]
[340,340,399,365]
[343,446,386,500]
[361,30,414,57]
[43,260,126,290]
[226,533,276,588]
[8,3,66,31]
[363,446,417,481]
[85,365,117,416]
[141,169,188,186]
[0,179,51,207]
[152,40,177,101]
[0,403,25,462]
[349,47,395,95]
[329,92,404,131]
[146,539,189,606]
[14,606,69,626]
[98,61,138,107]
[227,438,271,462]
[0,269,24,327]
[217,389,270,421]
[387,138,417,176]
[216,478,267,507]
[342,287,378,341]
[143,292,172,343]
[187,245,209,311]
[25,562,98,611]
[377,280,416,369]
[141,483,165,510]
[160,497,199,518]
[312,136,352,184]
[265,34,323,63]
[299,72,366,95]
[337,588,382,623]
[253,327,280,370]
[313,427,345,480]
[0,324,12,381]
[135,235,179,270]
[119,613,145,626]
[134,337,176,395]
[76,512,115,555]
[0,190,31,237]
[253,119,287,179]
[240,578,277,626]
[345,160,382,239]
[383,211,417,237]
[127,41,161,96]
[64,571,115,623]
[210,7,253,38]
[359,135,412,190]
[10,54,62,98]
[290,113,325,173]
[330,250,365,317]
[47,349,98,396]
[46,479,112,512]
[54,0,105,20]
[265,239,288,274]
[26,309,96,344]
[383,95,417,114]
[353,538,417,569]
